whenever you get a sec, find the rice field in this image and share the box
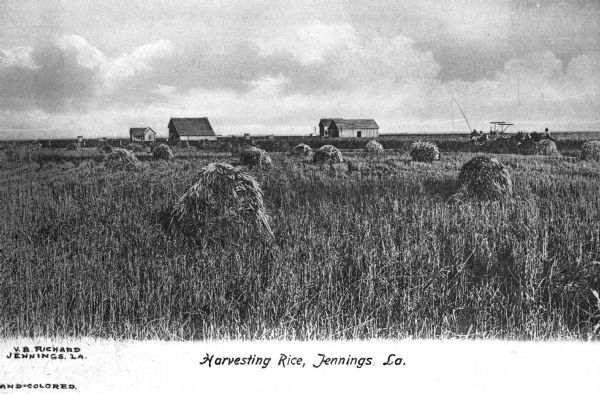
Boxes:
[0,149,599,340]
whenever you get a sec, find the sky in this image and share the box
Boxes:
[0,0,599,139]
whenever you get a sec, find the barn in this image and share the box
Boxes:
[318,118,343,137]
[168,118,217,142]
[328,119,379,138]
[129,127,156,142]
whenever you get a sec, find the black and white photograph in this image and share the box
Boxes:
[0,1,599,392]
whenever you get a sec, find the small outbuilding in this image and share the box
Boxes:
[327,119,379,138]
[168,118,217,142]
[319,118,343,137]
[129,127,156,142]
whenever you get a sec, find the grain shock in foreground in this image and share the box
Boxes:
[453,155,513,201]
[170,162,273,240]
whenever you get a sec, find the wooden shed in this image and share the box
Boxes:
[168,118,217,142]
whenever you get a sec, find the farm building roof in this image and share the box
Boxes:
[331,119,379,129]
[168,118,215,137]
[129,127,154,137]
[319,118,343,127]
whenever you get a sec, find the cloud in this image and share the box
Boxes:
[0,40,99,112]
[343,0,600,82]
[102,40,174,87]
[253,20,359,65]
[350,35,441,87]
[55,34,106,69]
[0,35,173,112]
[258,34,441,96]
[248,74,289,95]
[0,47,37,69]
[566,52,600,85]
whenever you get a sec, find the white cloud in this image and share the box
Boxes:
[102,40,174,87]
[0,47,37,69]
[0,34,175,113]
[152,84,177,97]
[566,52,600,87]
[424,0,511,44]
[56,34,106,69]
[253,20,359,65]
[349,35,441,87]
[51,34,173,89]
[248,74,289,95]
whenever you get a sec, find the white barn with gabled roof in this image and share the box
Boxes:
[325,119,379,138]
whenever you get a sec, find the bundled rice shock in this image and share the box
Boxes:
[451,156,513,201]
[290,143,313,157]
[105,148,141,171]
[152,144,174,160]
[170,162,273,240]
[581,141,600,161]
[240,146,272,166]
[365,140,384,155]
[409,141,440,162]
[313,145,343,164]
[531,139,560,156]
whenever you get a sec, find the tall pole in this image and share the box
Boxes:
[452,95,455,133]
[453,96,472,132]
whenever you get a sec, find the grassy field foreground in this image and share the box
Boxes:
[0,152,599,339]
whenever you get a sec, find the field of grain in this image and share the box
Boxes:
[0,148,599,340]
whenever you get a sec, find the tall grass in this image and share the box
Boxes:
[0,152,598,339]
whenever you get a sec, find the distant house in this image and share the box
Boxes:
[327,119,379,138]
[129,127,156,142]
[318,118,343,137]
[168,118,217,142]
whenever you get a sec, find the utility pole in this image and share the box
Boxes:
[452,95,455,133]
